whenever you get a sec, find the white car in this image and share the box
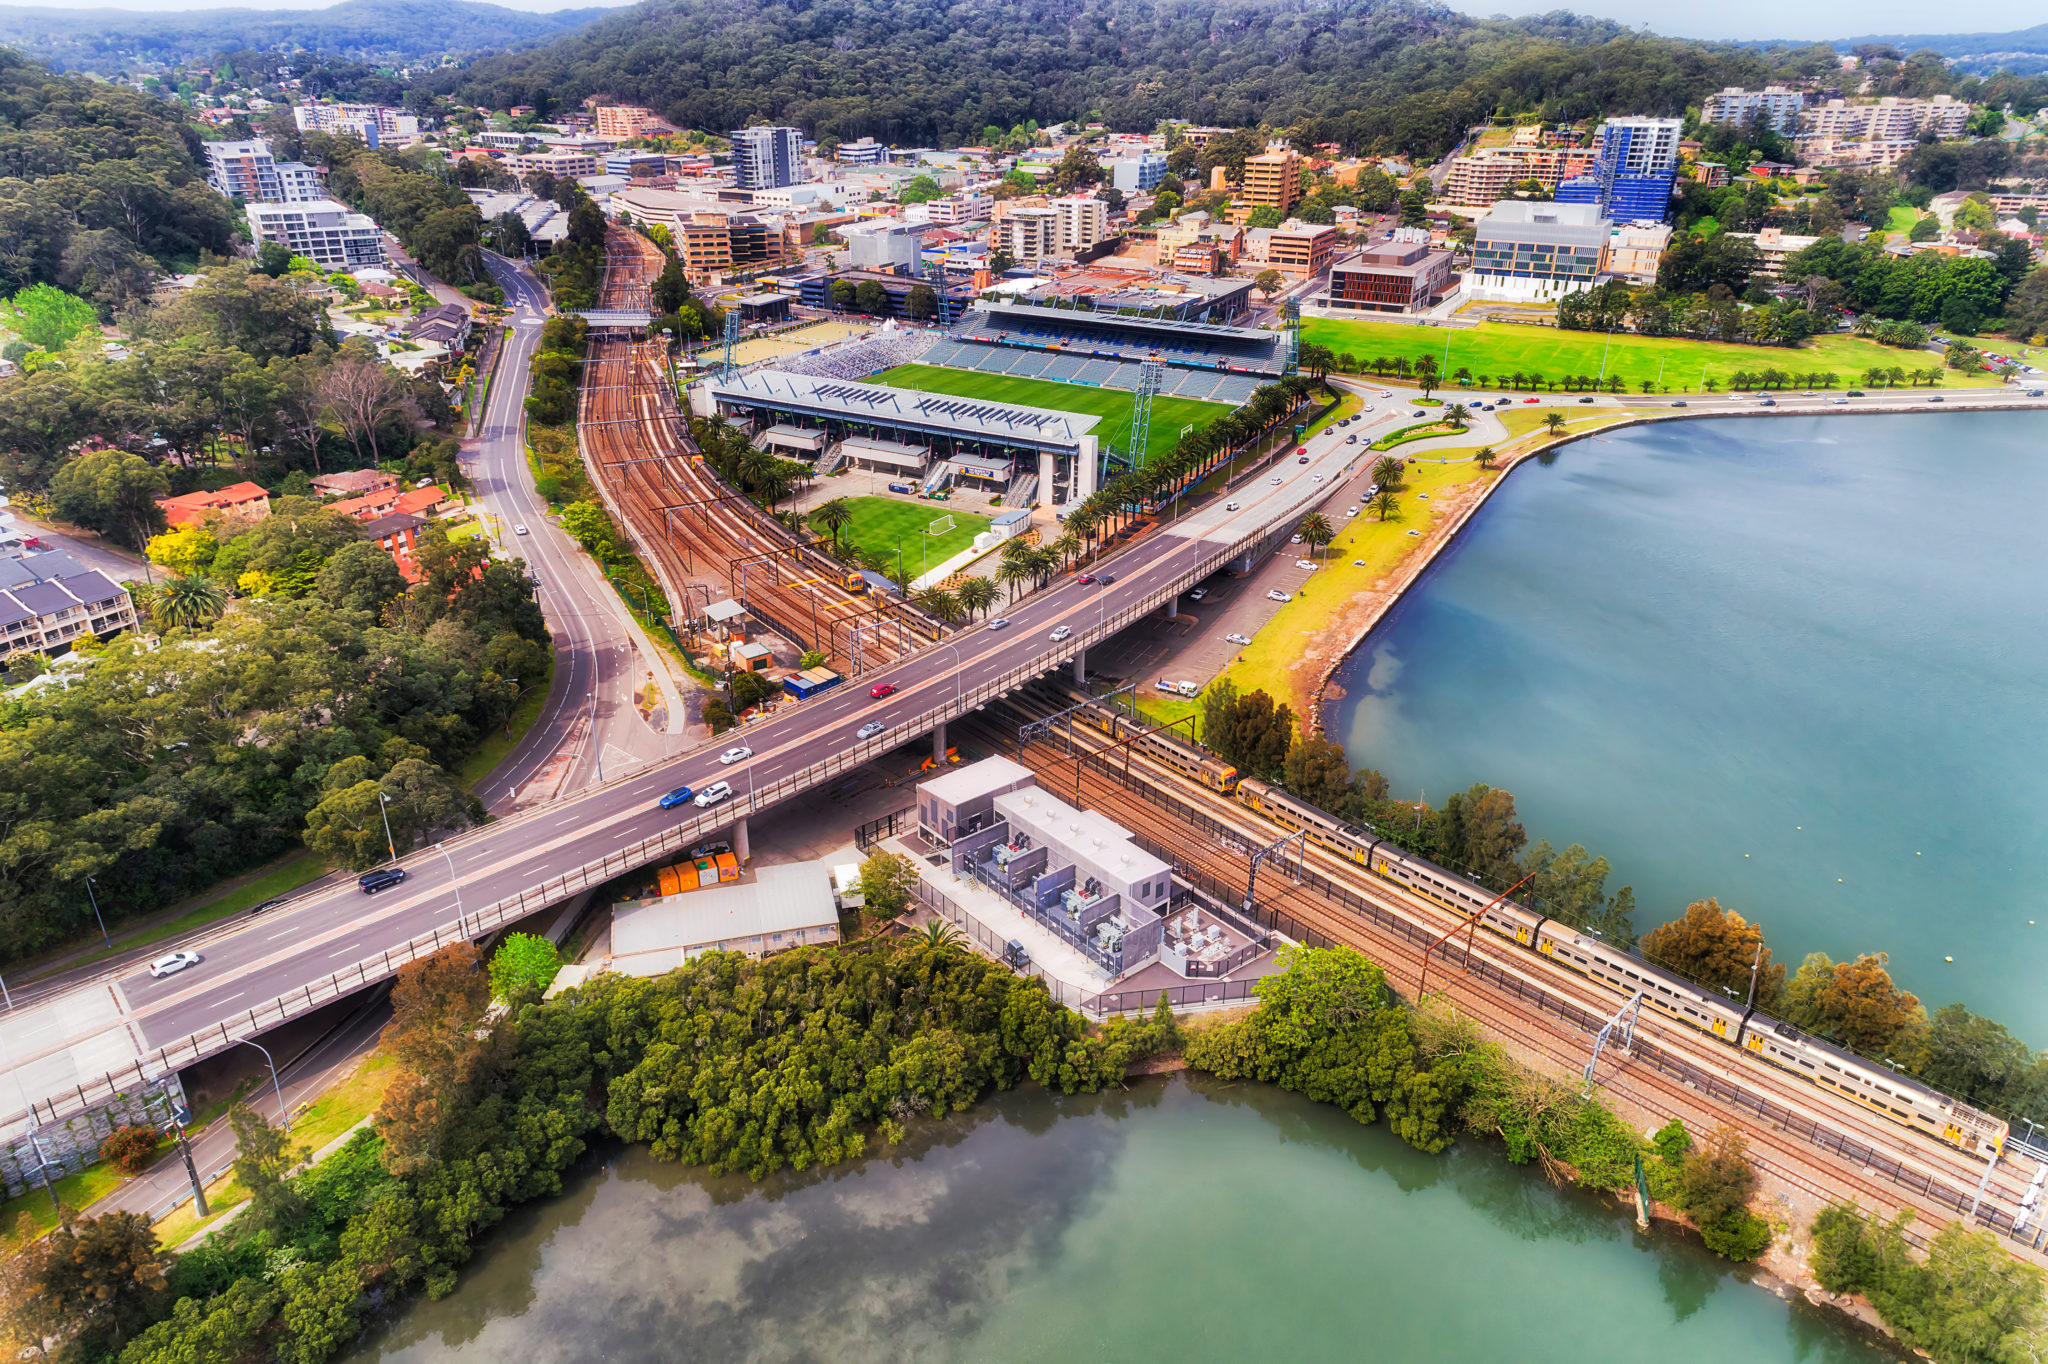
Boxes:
[1225,632,1252,645]
[987,616,1010,631]
[857,721,884,740]
[1295,559,1317,570]
[1224,501,1241,511]
[1345,505,1359,518]
[693,781,733,808]
[1352,559,1366,567]
[1312,473,1324,483]
[1267,589,1292,603]
[1049,624,1072,642]
[149,950,201,979]
[1290,534,1303,544]
[1268,475,1282,486]
[1362,404,1375,412]
[514,524,529,536]
[718,745,752,765]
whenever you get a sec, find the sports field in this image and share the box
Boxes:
[722,321,872,367]
[869,363,1236,459]
[1299,318,2002,391]
[809,496,989,574]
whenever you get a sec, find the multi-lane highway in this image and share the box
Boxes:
[0,400,1347,1141]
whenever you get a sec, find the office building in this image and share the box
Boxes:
[730,126,804,191]
[841,220,927,273]
[1241,146,1303,215]
[1266,219,1337,276]
[1468,201,1610,300]
[1051,195,1109,253]
[245,200,387,270]
[925,192,992,225]
[1556,117,1681,223]
[202,139,323,204]
[0,550,136,659]
[606,150,669,178]
[1606,221,1674,284]
[593,105,664,139]
[1108,152,1167,194]
[1318,228,1456,313]
[1700,86,1808,134]
[835,138,890,166]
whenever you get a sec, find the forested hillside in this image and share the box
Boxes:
[0,51,233,312]
[444,0,1837,154]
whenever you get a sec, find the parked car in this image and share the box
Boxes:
[719,745,753,764]
[1225,632,1252,645]
[1295,559,1317,570]
[149,951,202,979]
[1049,624,1073,641]
[359,868,407,895]
[868,682,897,699]
[1188,587,1208,601]
[693,781,733,808]
[1345,505,1359,518]
[1267,589,1292,602]
[658,785,695,810]
[857,721,884,740]
[1290,534,1303,544]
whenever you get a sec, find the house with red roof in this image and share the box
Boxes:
[156,482,271,529]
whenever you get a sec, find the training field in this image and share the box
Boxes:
[869,363,1235,459]
[810,496,990,572]
[722,321,873,367]
[1300,318,2003,391]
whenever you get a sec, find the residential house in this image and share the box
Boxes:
[0,551,137,659]
[156,481,272,529]
[311,469,399,498]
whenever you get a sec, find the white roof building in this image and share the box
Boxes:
[610,862,841,974]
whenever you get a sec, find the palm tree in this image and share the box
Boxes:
[957,576,998,620]
[1543,412,1566,437]
[1048,532,1081,572]
[155,576,227,630]
[1371,488,1401,522]
[1297,511,1333,561]
[917,585,963,623]
[1444,403,1471,430]
[993,554,1032,603]
[918,919,965,953]
[1475,445,1497,470]
[1370,455,1405,491]
[814,496,855,551]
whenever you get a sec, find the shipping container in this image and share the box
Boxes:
[657,865,681,897]
[715,853,740,881]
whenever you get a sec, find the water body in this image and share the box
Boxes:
[348,1076,1890,1363]
[1331,412,2048,1043]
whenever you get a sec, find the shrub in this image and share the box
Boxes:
[100,1124,161,1175]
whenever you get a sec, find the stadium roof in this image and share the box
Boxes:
[980,298,1271,345]
[707,370,1099,453]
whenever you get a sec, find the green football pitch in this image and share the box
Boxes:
[809,496,990,576]
[868,363,1236,459]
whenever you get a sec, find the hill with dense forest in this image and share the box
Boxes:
[0,0,614,71]
[440,0,1848,155]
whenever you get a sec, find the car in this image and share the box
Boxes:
[987,616,1010,630]
[868,682,897,699]
[694,781,733,808]
[1267,589,1292,602]
[1268,475,1282,486]
[1928,395,1945,402]
[1224,500,1241,511]
[857,721,885,740]
[1758,398,1776,407]
[1295,559,1317,570]
[718,745,753,764]
[1352,559,1366,567]
[149,950,202,979]
[1803,390,1815,396]
[1296,446,1309,456]
[1377,390,1392,398]
[690,840,731,858]
[1346,433,1359,444]
[1225,632,1252,646]
[1312,473,1325,483]
[1075,573,1097,584]
[1831,396,1848,405]
[1290,534,1303,544]
[1345,505,1359,517]
[1188,587,1208,601]
[1523,397,1540,404]
[657,785,696,810]
[2027,388,2046,397]
[1049,624,1073,641]
[1362,404,1375,413]
[1577,396,1595,404]
[1670,400,1687,408]
[359,867,407,895]
[1297,454,1310,464]
[514,524,529,536]
[1098,573,1115,585]
[1412,410,1425,418]
[247,898,286,917]
[1847,390,1866,397]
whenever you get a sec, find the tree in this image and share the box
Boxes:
[99,1125,161,1175]
[229,1102,307,1235]
[853,280,891,316]
[489,932,562,1002]
[0,1207,170,1358]
[314,541,409,615]
[1439,783,1525,885]
[956,575,998,619]
[2,282,98,351]
[813,496,855,550]
[1370,455,1405,491]
[1207,687,1293,779]
[898,173,944,204]
[1282,733,1351,810]
[319,352,417,466]
[906,283,939,322]
[1297,510,1333,560]
[1370,488,1400,521]
[1253,268,1285,298]
[50,447,168,549]
[1543,411,1566,436]
[377,942,508,1172]
[1245,204,1285,231]
[1049,144,1103,194]
[1802,952,1921,1054]
[1474,445,1497,470]
[1640,898,1784,1004]
[859,849,918,919]
[1678,1125,1772,1259]
[153,574,227,630]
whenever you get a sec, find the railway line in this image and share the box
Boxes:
[961,691,2048,1261]
[578,229,935,673]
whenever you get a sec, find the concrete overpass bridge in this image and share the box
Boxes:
[0,421,1346,1184]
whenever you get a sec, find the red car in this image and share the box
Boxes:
[1522,397,1541,404]
[1075,572,1097,584]
[869,682,896,699]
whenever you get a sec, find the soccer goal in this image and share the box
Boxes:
[927,514,955,538]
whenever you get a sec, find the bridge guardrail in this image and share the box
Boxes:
[2,523,1267,1142]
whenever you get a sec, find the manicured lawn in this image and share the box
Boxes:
[1885,205,1921,236]
[810,496,990,576]
[868,362,1236,459]
[1300,318,2002,392]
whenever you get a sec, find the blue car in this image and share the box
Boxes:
[658,785,695,810]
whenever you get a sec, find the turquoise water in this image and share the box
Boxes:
[349,1076,1892,1363]
[1330,412,2048,1044]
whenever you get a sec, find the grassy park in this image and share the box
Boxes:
[869,362,1235,459]
[809,495,990,577]
[1300,317,2003,392]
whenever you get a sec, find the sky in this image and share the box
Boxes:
[1447,0,2000,43]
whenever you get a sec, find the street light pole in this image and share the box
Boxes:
[239,1040,290,1136]
[83,874,110,949]
[377,792,398,862]
[438,843,466,938]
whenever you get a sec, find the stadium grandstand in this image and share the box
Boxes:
[933,299,1285,394]
[773,326,940,382]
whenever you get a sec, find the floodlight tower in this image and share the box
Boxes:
[1128,353,1164,466]
[1281,297,1301,375]
[719,308,741,376]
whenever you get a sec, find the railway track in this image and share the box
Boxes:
[577,230,935,673]
[960,693,2048,1260]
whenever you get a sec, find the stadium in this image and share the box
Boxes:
[692,301,1292,511]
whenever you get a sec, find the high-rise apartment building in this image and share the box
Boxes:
[730,126,804,191]
[245,200,387,270]
[1798,95,1972,140]
[291,104,420,147]
[1699,86,1808,134]
[1001,207,1059,262]
[1108,153,1166,193]
[594,105,664,139]
[202,139,324,204]
[1241,147,1303,215]
[1555,117,1680,223]
[1051,195,1109,253]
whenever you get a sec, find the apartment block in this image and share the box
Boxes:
[1265,219,1337,276]
[1798,95,1971,141]
[292,103,421,147]
[1439,146,1595,207]
[0,551,136,659]
[1108,152,1167,193]
[202,139,323,204]
[245,200,387,270]
[1051,195,1109,253]
[593,105,665,139]
[730,126,804,191]
[1001,206,1060,262]
[1241,146,1303,214]
[506,149,601,180]
[1606,220,1674,283]
[1556,117,1681,223]
[1700,86,1808,134]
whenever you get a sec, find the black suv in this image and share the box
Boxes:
[359,868,408,895]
